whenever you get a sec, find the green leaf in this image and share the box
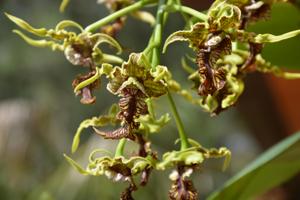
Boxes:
[208,131,300,200]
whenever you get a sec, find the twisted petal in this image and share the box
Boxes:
[59,0,70,12]
[255,55,300,79]
[71,104,119,153]
[5,13,47,36]
[163,23,208,52]
[137,113,170,133]
[91,33,122,54]
[55,20,83,31]
[73,67,101,93]
[253,30,300,43]
[131,11,156,26]
[208,3,241,30]
[12,30,64,51]
[158,140,231,171]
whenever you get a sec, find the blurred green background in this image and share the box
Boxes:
[0,1,299,200]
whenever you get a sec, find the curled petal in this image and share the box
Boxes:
[131,11,156,26]
[117,77,147,96]
[137,113,170,134]
[5,13,47,36]
[91,33,122,54]
[72,71,100,104]
[80,87,96,104]
[93,125,135,140]
[64,154,89,175]
[163,23,208,53]
[73,67,101,93]
[71,105,119,153]
[59,0,70,12]
[55,20,83,32]
[12,30,63,51]
[208,3,241,30]
[255,55,300,79]
[253,29,300,43]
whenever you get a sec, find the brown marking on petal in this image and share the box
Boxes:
[197,50,216,96]
[93,125,135,140]
[93,88,148,140]
[197,36,231,96]
[117,88,148,137]
[66,36,95,67]
[169,166,198,200]
[109,163,132,177]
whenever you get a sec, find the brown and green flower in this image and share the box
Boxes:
[94,53,169,140]
[6,13,124,104]
[64,150,156,200]
[157,139,230,200]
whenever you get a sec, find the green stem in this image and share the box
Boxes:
[85,0,154,32]
[167,90,189,150]
[151,0,165,68]
[148,0,190,150]
[115,138,127,157]
[167,4,208,21]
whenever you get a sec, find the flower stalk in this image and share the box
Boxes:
[149,0,190,150]
[167,90,189,150]
[85,0,155,33]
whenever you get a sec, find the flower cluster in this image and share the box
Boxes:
[164,0,300,115]
[6,0,300,199]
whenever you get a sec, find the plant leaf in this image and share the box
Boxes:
[208,131,300,200]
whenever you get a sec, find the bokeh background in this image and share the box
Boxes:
[0,0,300,199]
